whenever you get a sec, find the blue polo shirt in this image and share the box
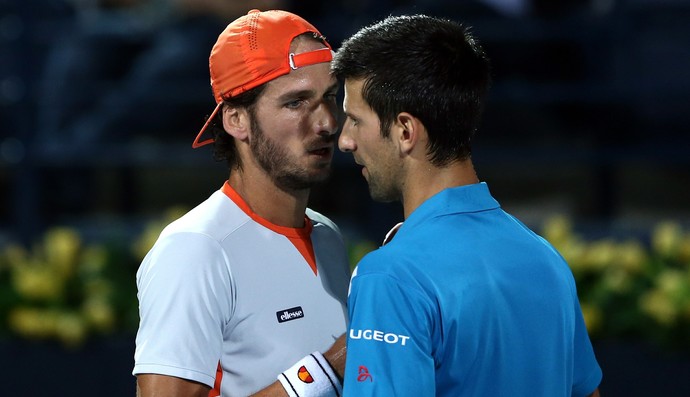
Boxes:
[344,182,602,396]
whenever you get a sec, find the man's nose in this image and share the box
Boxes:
[338,125,356,152]
[316,102,337,136]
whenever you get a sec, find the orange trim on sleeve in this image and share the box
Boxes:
[209,361,222,397]
[221,182,318,275]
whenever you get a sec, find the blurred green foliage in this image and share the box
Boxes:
[2,210,689,351]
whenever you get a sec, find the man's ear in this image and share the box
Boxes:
[393,112,424,156]
[222,106,250,141]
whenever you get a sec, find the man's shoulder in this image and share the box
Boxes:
[354,242,410,276]
[162,190,249,238]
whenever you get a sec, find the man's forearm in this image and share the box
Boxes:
[250,333,347,397]
[323,333,346,379]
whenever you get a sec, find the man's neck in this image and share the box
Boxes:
[401,159,479,219]
[228,170,310,228]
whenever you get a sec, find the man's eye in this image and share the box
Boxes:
[286,99,304,108]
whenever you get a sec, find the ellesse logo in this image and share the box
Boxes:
[276,306,304,323]
[297,365,314,383]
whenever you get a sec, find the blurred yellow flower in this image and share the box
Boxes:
[11,263,64,302]
[132,220,167,260]
[131,205,189,260]
[55,312,88,347]
[559,237,588,275]
[2,243,28,268]
[542,215,573,248]
[536,217,690,349]
[164,206,189,222]
[8,307,58,339]
[582,239,617,272]
[83,278,114,300]
[79,245,109,278]
[637,268,690,328]
[652,221,682,258]
[580,303,603,334]
[602,268,633,294]
[82,297,116,333]
[0,223,141,346]
[616,240,647,274]
[6,210,688,350]
[43,227,81,279]
[679,233,690,266]
[656,269,686,299]
[640,289,677,325]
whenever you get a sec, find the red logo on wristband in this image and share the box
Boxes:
[298,366,314,383]
[357,366,373,382]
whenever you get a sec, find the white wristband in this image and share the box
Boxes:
[278,351,342,397]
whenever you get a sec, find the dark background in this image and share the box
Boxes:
[3,0,689,246]
[1,0,689,395]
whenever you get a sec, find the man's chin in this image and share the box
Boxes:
[275,170,332,191]
[368,185,398,203]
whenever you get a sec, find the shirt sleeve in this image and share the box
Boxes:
[344,269,436,397]
[133,231,233,387]
[571,291,603,397]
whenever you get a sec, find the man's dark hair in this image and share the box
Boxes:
[208,84,266,169]
[332,14,491,165]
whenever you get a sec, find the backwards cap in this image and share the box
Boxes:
[193,9,333,148]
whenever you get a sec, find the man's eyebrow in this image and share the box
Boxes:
[326,82,339,94]
[277,83,339,101]
[277,89,315,101]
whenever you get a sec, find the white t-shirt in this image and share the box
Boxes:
[133,182,350,396]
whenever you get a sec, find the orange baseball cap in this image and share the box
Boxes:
[192,9,333,148]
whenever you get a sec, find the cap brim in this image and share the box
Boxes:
[192,102,223,148]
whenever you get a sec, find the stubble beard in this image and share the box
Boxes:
[366,166,401,203]
[249,114,331,191]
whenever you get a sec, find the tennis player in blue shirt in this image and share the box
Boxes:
[332,14,602,397]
